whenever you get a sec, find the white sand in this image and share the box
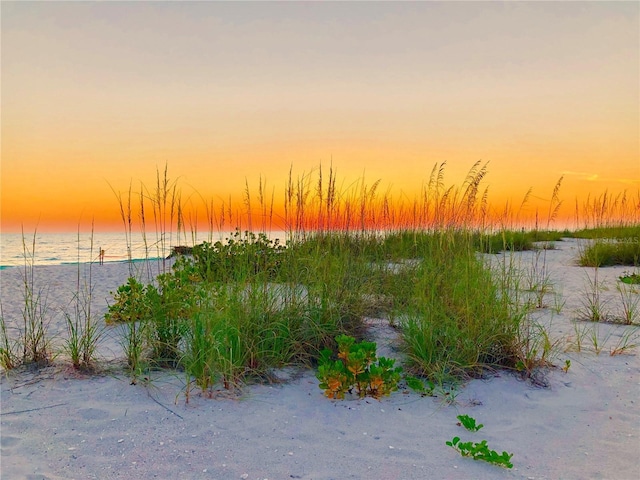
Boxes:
[1,239,639,480]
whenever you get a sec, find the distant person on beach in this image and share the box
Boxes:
[99,248,105,265]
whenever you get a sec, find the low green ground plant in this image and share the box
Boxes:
[457,414,484,432]
[447,415,513,469]
[619,271,640,285]
[105,277,150,324]
[446,436,514,469]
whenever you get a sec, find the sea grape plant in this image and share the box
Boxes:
[317,334,402,399]
[447,414,513,469]
[446,437,513,469]
[457,414,484,432]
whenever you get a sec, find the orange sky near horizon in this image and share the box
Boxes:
[2,2,638,234]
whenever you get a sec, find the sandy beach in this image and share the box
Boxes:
[1,239,639,480]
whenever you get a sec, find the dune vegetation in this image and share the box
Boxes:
[2,163,638,401]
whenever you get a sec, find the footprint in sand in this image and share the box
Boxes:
[78,407,111,420]
[0,435,20,448]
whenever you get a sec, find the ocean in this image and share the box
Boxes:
[0,230,290,269]
[0,232,164,268]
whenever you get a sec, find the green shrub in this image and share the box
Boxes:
[105,277,150,324]
[191,229,285,282]
[106,229,530,393]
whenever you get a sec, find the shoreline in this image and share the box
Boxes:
[0,256,167,270]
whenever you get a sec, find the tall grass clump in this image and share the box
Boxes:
[578,240,640,268]
[19,228,52,367]
[571,189,640,327]
[395,176,566,382]
[62,227,105,371]
[396,231,521,381]
[616,280,639,325]
[576,192,640,268]
[107,162,554,394]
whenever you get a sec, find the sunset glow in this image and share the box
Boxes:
[2,2,638,234]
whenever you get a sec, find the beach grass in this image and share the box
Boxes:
[573,193,640,267]
[101,164,563,393]
[578,239,640,268]
[0,305,19,371]
[18,229,52,367]
[62,227,105,371]
[3,164,639,398]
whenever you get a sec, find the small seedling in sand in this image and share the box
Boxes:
[552,291,566,314]
[442,387,459,405]
[609,327,639,356]
[514,319,558,387]
[457,414,484,432]
[588,324,611,355]
[616,282,639,325]
[317,334,402,399]
[567,322,589,353]
[578,269,610,322]
[446,436,513,469]
[562,359,571,373]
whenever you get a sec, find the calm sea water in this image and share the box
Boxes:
[0,232,161,268]
[0,231,289,268]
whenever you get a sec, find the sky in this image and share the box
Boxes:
[2,1,638,233]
